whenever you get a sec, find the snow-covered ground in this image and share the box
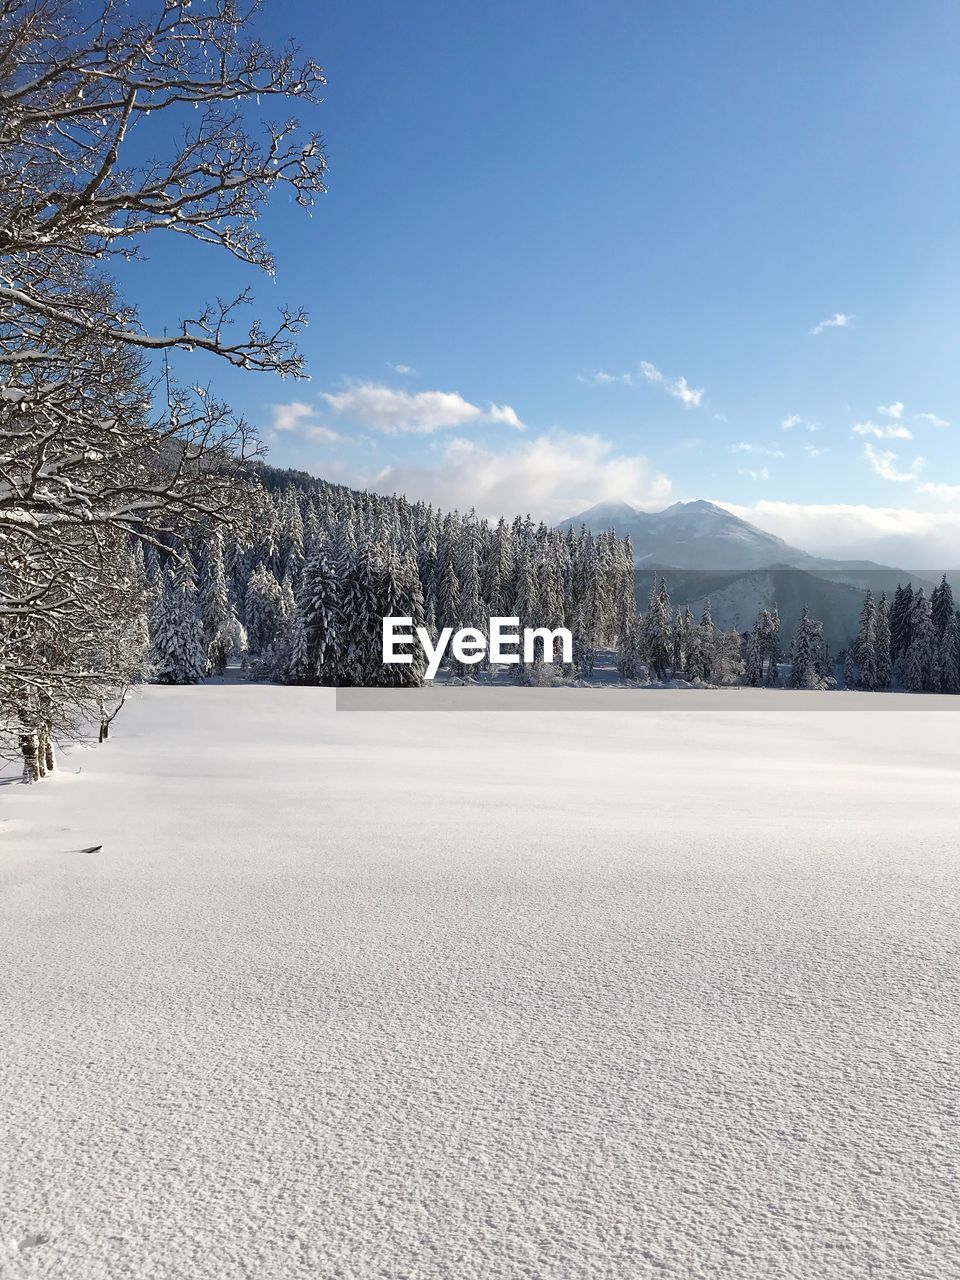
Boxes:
[2,685,959,1279]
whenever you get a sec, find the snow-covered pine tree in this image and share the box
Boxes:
[368,543,428,687]
[745,607,778,686]
[289,546,342,685]
[645,577,672,681]
[842,645,856,690]
[765,606,781,685]
[671,607,684,678]
[338,540,383,686]
[572,603,595,679]
[681,606,701,681]
[900,588,937,692]
[789,606,826,690]
[576,533,606,670]
[745,618,765,686]
[278,488,306,580]
[150,566,206,685]
[437,556,463,636]
[244,564,286,656]
[482,517,514,619]
[854,590,877,691]
[889,584,913,666]
[617,613,645,680]
[197,532,232,675]
[712,630,744,684]
[874,593,892,690]
[451,520,484,678]
[931,574,955,637]
[697,600,717,684]
[940,612,960,694]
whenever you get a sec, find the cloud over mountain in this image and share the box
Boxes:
[320,383,523,434]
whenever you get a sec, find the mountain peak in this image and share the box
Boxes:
[571,500,640,524]
[557,497,818,570]
[660,498,727,517]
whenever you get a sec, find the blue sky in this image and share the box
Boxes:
[130,1,960,563]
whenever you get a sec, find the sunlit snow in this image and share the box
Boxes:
[2,685,959,1278]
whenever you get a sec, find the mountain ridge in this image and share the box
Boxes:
[558,498,895,573]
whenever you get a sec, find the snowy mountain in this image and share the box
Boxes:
[558,499,911,579]
[559,499,932,648]
[558,499,823,570]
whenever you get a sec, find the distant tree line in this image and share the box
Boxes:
[144,476,638,688]
[143,470,960,698]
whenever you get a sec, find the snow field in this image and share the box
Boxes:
[1,685,959,1278]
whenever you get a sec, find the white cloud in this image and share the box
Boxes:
[780,413,821,433]
[810,312,854,335]
[878,401,904,419]
[804,443,825,459]
[364,431,672,522]
[738,466,770,482]
[731,442,784,457]
[579,360,705,407]
[576,369,633,386]
[864,444,925,483]
[852,420,914,440]
[269,401,340,443]
[320,382,523,434]
[671,436,705,453]
[639,361,704,408]
[917,412,950,428]
[916,481,960,500]
[721,499,960,566]
[669,377,705,408]
[387,362,418,376]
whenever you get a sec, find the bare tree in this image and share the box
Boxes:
[0,0,327,777]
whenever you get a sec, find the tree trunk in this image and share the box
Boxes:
[44,737,56,772]
[20,732,40,783]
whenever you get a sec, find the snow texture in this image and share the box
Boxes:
[2,685,959,1279]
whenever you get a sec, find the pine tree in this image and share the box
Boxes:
[842,645,856,690]
[197,532,232,674]
[671,607,683,678]
[617,615,645,680]
[940,613,960,694]
[482,518,514,618]
[437,558,463,634]
[854,590,877,691]
[745,607,778,687]
[889,584,913,666]
[571,603,595,679]
[373,545,427,687]
[150,566,206,684]
[697,600,716,684]
[765,607,781,685]
[278,489,306,579]
[338,542,382,686]
[289,546,342,684]
[901,588,937,692]
[874,593,892,690]
[644,577,672,680]
[244,564,285,655]
[712,630,744,685]
[789,606,826,689]
[931,574,955,637]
